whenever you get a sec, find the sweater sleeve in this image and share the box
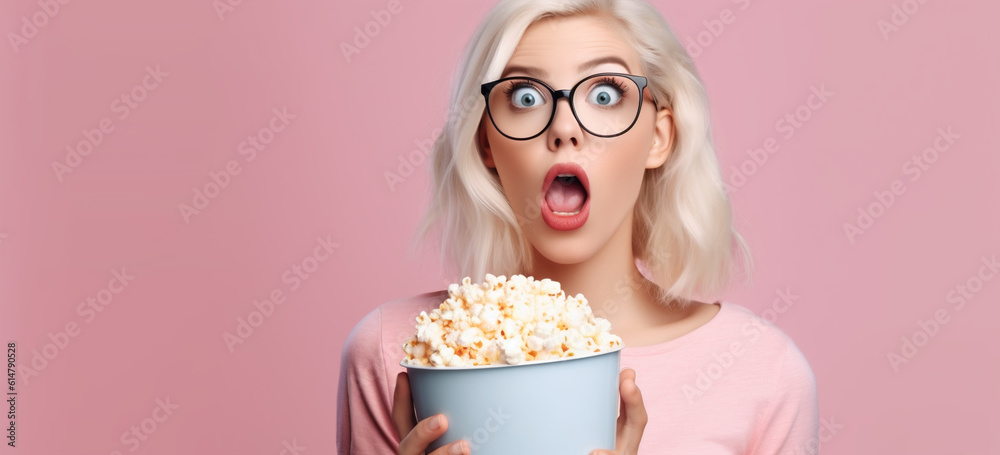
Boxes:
[746,341,819,455]
[337,306,399,455]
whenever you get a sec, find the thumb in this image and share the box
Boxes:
[615,368,648,454]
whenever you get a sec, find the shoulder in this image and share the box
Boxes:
[341,290,449,367]
[337,290,450,407]
[337,290,448,454]
[711,302,819,450]
[716,301,808,350]
[716,300,816,392]
[702,302,818,433]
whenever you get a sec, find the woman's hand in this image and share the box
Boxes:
[392,372,470,455]
[590,368,649,455]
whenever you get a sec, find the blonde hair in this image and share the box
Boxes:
[416,0,751,306]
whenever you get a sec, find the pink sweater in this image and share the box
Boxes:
[337,291,819,454]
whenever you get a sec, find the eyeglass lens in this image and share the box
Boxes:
[486,74,642,139]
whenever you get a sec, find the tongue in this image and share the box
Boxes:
[545,178,586,213]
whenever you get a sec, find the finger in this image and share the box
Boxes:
[398,413,452,455]
[589,450,615,455]
[392,372,417,440]
[616,368,648,454]
[612,369,634,438]
[429,439,469,455]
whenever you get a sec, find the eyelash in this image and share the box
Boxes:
[501,77,630,98]
[594,77,629,95]
[502,81,539,97]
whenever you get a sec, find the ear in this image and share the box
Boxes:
[646,107,674,169]
[478,119,495,169]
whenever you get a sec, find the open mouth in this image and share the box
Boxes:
[546,175,587,215]
[540,163,590,231]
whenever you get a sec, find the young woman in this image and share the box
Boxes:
[338,1,818,454]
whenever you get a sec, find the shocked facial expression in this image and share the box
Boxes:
[479,14,673,266]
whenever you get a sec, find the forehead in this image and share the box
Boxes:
[503,15,642,81]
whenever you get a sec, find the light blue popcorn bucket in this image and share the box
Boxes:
[403,346,622,455]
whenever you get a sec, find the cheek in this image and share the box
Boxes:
[486,135,541,207]
[590,134,653,206]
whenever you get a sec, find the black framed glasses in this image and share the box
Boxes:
[480,72,650,141]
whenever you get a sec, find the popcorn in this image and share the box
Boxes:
[402,274,623,367]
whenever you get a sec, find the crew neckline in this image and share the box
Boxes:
[620,300,730,357]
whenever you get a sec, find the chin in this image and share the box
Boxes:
[528,232,599,266]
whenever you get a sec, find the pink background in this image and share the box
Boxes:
[1,0,997,454]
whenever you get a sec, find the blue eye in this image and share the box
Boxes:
[511,86,543,108]
[587,84,622,106]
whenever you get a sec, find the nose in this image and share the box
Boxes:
[547,93,581,151]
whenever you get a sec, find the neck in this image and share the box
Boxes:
[525,211,674,332]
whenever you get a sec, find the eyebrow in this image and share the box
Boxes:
[500,56,632,79]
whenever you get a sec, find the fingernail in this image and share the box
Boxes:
[449,440,467,454]
[428,415,441,431]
